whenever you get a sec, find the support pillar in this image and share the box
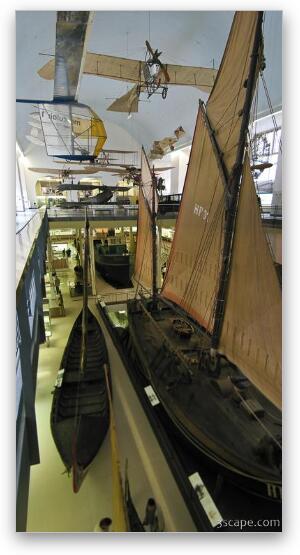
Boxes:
[78,228,83,266]
[129,227,135,255]
[271,148,282,217]
[47,237,53,273]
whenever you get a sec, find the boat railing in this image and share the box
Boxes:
[260,205,282,218]
[96,289,152,306]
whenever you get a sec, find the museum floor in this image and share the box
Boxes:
[26,250,196,532]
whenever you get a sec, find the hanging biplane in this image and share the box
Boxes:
[37,39,218,114]
[17,11,107,163]
[25,113,129,167]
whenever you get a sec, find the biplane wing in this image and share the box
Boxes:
[83,165,174,174]
[28,167,100,175]
[56,183,131,192]
[38,51,217,94]
[56,183,100,191]
[53,11,93,101]
[19,12,107,161]
[103,149,138,154]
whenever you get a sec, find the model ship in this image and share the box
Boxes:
[94,238,133,287]
[51,211,110,492]
[127,12,282,501]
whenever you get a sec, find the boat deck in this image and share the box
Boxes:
[128,301,281,485]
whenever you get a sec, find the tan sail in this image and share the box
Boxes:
[38,52,217,94]
[219,156,282,409]
[161,109,225,331]
[207,11,260,174]
[107,85,139,114]
[161,11,260,331]
[133,148,157,291]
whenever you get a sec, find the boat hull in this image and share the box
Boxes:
[127,299,282,502]
[95,253,132,287]
[51,308,110,492]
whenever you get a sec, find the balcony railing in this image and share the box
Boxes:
[46,202,282,224]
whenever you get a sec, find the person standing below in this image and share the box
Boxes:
[142,498,165,532]
[58,291,65,316]
[54,274,60,294]
[93,517,112,532]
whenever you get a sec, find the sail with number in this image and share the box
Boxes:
[161,12,282,409]
[134,148,158,291]
[219,155,282,408]
[161,107,225,331]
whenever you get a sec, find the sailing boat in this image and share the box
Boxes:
[51,210,110,492]
[127,12,282,501]
[94,239,133,287]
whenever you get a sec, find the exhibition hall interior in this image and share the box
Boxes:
[16,10,282,532]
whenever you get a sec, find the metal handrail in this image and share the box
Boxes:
[46,203,282,221]
[46,205,180,220]
[97,287,152,305]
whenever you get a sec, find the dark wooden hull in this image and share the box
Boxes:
[95,253,132,287]
[127,298,282,502]
[51,308,110,492]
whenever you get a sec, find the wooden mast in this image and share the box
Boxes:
[198,99,229,191]
[80,208,89,372]
[211,11,264,351]
[151,168,158,306]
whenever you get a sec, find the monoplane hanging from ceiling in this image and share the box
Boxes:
[37,39,218,114]
[83,163,174,186]
[56,183,132,208]
[37,172,131,205]
[17,11,107,162]
[149,126,186,159]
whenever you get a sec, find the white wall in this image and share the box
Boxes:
[151,145,191,195]
[16,143,30,211]
[272,147,282,214]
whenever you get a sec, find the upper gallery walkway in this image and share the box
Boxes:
[16,208,47,292]
[47,205,178,230]
[47,202,281,228]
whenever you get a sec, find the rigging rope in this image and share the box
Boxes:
[134,179,153,299]
[260,71,282,153]
[235,388,282,450]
